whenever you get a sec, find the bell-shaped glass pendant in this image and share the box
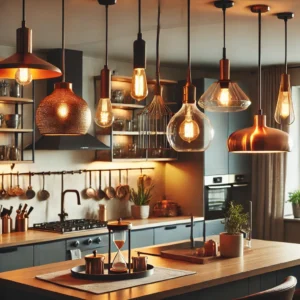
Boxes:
[274,73,295,125]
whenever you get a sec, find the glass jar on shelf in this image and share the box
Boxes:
[113,118,125,131]
[0,80,10,97]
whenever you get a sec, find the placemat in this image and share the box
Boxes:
[36,267,196,295]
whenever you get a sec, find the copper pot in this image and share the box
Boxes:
[85,250,105,275]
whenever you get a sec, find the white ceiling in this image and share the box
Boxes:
[0,0,300,69]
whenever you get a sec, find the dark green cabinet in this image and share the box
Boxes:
[34,241,66,266]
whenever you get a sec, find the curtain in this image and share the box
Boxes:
[252,65,288,242]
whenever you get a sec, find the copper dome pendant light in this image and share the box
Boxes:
[36,0,91,136]
[274,12,295,125]
[94,0,115,128]
[0,0,61,85]
[166,0,214,152]
[198,0,251,112]
[227,5,292,153]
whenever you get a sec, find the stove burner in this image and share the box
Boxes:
[31,219,107,233]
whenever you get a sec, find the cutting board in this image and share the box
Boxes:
[161,249,218,264]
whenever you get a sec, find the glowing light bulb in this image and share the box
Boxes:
[15,68,32,86]
[179,106,200,143]
[57,103,69,119]
[94,98,114,128]
[131,68,148,101]
[218,88,230,106]
[280,92,290,119]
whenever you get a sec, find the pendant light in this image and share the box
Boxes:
[166,0,214,152]
[138,0,173,156]
[131,0,148,101]
[274,12,295,125]
[227,5,292,153]
[198,0,251,112]
[36,0,91,136]
[0,0,61,85]
[94,0,115,128]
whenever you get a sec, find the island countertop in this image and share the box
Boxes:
[0,216,203,249]
[1,238,300,300]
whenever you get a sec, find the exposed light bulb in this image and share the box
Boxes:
[280,92,290,119]
[218,88,230,106]
[131,68,148,101]
[57,103,69,119]
[178,106,200,143]
[94,98,114,128]
[15,68,32,86]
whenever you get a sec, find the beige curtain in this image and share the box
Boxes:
[252,66,288,242]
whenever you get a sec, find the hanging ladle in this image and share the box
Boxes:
[98,170,106,200]
[0,173,6,199]
[105,170,116,199]
[38,173,50,201]
[7,173,16,197]
[26,172,36,200]
[14,172,25,196]
[85,170,96,199]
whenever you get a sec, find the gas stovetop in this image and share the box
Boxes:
[31,219,107,234]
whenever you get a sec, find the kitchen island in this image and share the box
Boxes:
[0,238,300,300]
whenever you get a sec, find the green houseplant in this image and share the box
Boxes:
[287,190,300,218]
[130,175,154,219]
[220,202,249,258]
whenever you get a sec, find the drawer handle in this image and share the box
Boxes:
[185,224,195,228]
[164,226,177,230]
[0,247,18,253]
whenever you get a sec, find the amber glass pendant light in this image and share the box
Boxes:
[166,0,214,152]
[131,0,148,101]
[227,5,292,153]
[94,0,116,128]
[274,12,295,125]
[0,0,61,85]
[198,0,251,112]
[36,0,91,136]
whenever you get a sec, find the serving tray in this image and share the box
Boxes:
[71,264,154,281]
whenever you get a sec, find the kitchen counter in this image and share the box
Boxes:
[0,216,203,249]
[1,238,300,299]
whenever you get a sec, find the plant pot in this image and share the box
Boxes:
[292,203,300,218]
[131,205,150,219]
[219,232,244,258]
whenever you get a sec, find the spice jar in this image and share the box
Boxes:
[0,81,10,97]
[99,204,107,222]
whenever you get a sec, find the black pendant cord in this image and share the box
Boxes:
[138,0,141,37]
[105,5,108,67]
[258,10,262,114]
[284,18,288,74]
[155,0,161,93]
[22,0,26,26]
[222,6,226,60]
[62,0,65,82]
[186,0,191,84]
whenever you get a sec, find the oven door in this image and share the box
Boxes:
[205,185,231,220]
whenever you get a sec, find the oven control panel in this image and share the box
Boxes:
[66,234,108,251]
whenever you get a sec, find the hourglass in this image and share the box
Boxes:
[107,219,132,274]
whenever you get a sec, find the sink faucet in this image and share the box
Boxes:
[58,189,81,222]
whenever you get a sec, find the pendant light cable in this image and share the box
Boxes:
[155,0,161,93]
[187,0,191,83]
[222,6,226,59]
[22,0,25,25]
[285,18,287,74]
[258,10,262,114]
[138,0,141,36]
[105,5,108,67]
[61,0,65,82]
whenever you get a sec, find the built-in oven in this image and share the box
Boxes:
[204,174,250,220]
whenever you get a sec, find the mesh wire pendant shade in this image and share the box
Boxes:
[138,94,173,158]
[36,82,91,136]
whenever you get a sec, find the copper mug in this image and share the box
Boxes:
[85,250,105,275]
[132,256,148,272]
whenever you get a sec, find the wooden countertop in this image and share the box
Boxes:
[1,238,300,299]
[0,216,203,249]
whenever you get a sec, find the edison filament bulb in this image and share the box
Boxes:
[94,98,114,128]
[131,68,148,101]
[15,68,32,86]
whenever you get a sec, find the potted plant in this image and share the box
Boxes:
[220,202,248,258]
[287,190,300,218]
[130,175,154,219]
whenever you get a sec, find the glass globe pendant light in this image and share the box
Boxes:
[227,5,292,153]
[198,0,251,112]
[0,0,61,85]
[94,0,116,128]
[166,0,214,152]
[36,0,91,136]
[131,0,148,101]
[274,12,295,125]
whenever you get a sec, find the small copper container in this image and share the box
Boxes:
[85,250,105,275]
[132,256,148,272]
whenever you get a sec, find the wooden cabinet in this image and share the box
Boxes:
[34,241,66,266]
[94,75,178,162]
[0,245,33,272]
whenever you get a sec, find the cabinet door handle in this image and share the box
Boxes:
[185,224,195,228]
[0,247,18,254]
[164,226,177,230]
